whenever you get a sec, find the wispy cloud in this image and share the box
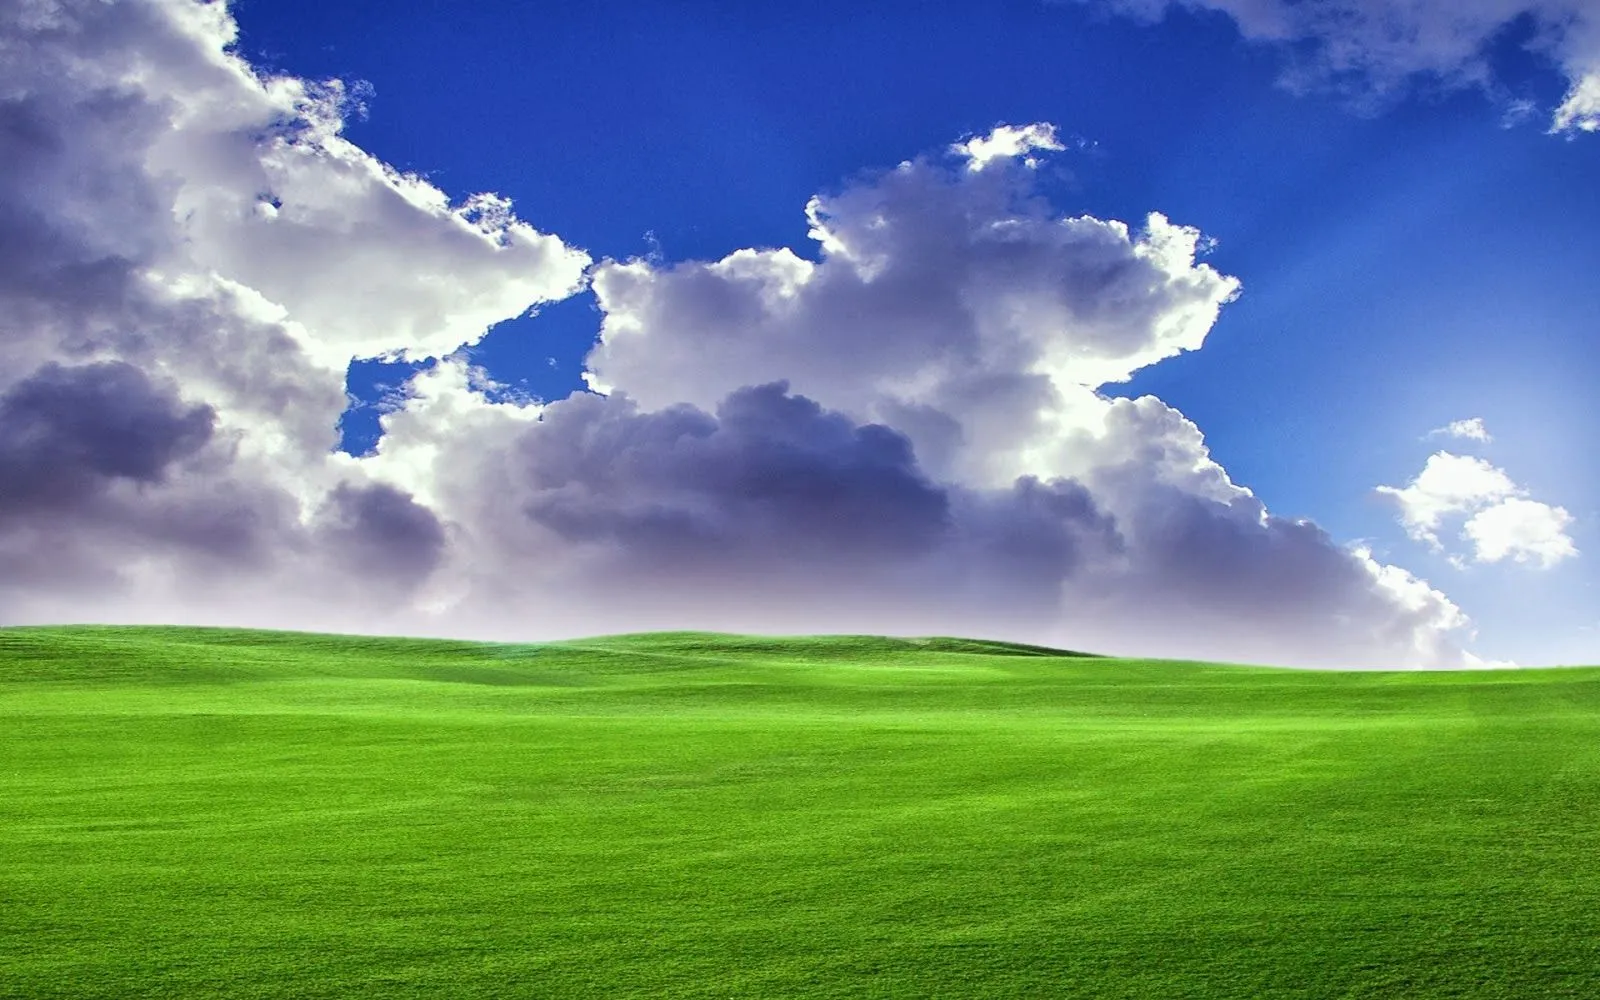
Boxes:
[1428,417,1492,443]
[1079,0,1600,133]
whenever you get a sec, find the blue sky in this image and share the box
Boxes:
[234,0,1598,663]
[2,0,1595,665]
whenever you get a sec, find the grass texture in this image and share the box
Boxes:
[3,626,1599,998]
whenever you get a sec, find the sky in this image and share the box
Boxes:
[1,0,1596,667]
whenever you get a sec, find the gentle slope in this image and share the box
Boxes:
[3,627,1599,998]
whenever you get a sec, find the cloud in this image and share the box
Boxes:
[1429,417,1493,443]
[1079,0,1600,133]
[1463,498,1577,567]
[952,122,1067,171]
[586,138,1242,488]
[562,130,1468,667]
[368,372,1467,667]
[0,2,1479,667]
[1376,452,1519,544]
[0,0,583,627]
[313,482,448,583]
[1552,71,1600,132]
[0,361,215,515]
[1377,450,1576,567]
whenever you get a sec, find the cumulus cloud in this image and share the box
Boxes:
[313,482,448,583]
[586,141,1242,488]
[0,361,215,515]
[363,372,1468,667]
[1463,497,1577,566]
[1376,452,1519,545]
[0,0,583,627]
[1377,451,1576,567]
[0,0,1481,667]
[563,127,1468,667]
[1079,0,1600,133]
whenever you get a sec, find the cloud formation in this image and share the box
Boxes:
[1430,417,1493,443]
[1081,0,1600,132]
[586,142,1242,488]
[0,362,215,515]
[1377,451,1577,568]
[0,0,1483,666]
[952,122,1068,170]
[0,0,584,629]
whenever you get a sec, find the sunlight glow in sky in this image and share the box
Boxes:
[2,0,1596,667]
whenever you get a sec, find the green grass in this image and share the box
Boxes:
[3,626,1599,999]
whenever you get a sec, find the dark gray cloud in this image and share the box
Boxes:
[0,361,214,515]
[315,482,447,581]
[1094,482,1456,666]
[519,384,950,571]
[0,361,297,608]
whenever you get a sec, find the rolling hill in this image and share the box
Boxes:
[4,626,1598,998]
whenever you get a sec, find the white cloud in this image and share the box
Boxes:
[1429,417,1493,443]
[1378,451,1576,567]
[567,128,1470,667]
[587,132,1242,489]
[1464,497,1577,566]
[1083,0,1600,133]
[0,0,585,631]
[1378,453,1516,544]
[0,4,1480,668]
[951,123,1067,171]
[1552,70,1600,132]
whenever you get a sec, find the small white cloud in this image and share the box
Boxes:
[1427,417,1491,442]
[1463,498,1577,567]
[951,123,1066,172]
[1377,450,1576,568]
[1552,71,1600,134]
[1376,452,1517,546]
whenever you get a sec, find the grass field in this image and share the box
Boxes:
[3,626,1599,998]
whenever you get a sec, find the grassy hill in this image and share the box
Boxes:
[3,626,1599,998]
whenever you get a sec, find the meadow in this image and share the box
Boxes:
[3,626,1598,998]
